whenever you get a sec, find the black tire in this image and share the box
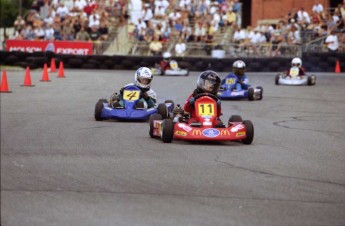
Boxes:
[228,115,243,125]
[275,74,280,85]
[162,119,174,143]
[157,103,169,119]
[185,69,189,76]
[307,75,316,86]
[242,120,254,145]
[95,99,107,121]
[248,87,255,101]
[164,100,175,109]
[256,86,263,100]
[149,114,162,138]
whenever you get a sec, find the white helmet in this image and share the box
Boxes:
[232,60,246,77]
[163,52,172,61]
[134,67,153,90]
[291,57,302,67]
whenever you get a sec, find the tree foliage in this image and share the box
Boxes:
[0,0,33,27]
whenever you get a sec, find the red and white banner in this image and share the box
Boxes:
[6,40,93,55]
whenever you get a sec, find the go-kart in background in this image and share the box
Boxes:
[1,50,344,73]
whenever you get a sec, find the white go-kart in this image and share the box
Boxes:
[275,67,316,86]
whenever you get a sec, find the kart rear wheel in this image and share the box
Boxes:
[162,119,174,143]
[256,86,263,100]
[242,120,254,145]
[275,74,280,85]
[248,87,255,101]
[228,115,243,125]
[95,99,107,121]
[307,75,316,86]
[158,103,169,119]
[149,113,162,138]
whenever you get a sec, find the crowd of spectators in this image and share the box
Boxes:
[12,0,125,53]
[230,0,345,56]
[128,0,242,56]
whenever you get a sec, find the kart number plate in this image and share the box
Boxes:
[226,78,236,84]
[123,90,140,101]
[197,103,215,117]
[289,68,299,77]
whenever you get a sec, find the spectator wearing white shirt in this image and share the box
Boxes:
[297,7,311,25]
[141,4,153,24]
[312,0,323,13]
[168,10,182,26]
[175,37,187,56]
[56,3,70,20]
[325,30,339,52]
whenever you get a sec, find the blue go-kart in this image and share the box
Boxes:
[217,74,263,101]
[94,85,174,121]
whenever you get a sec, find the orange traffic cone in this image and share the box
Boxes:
[50,58,57,73]
[21,66,35,87]
[40,63,51,82]
[0,69,12,93]
[57,61,65,78]
[335,60,341,73]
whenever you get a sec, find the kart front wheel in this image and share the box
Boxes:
[149,113,162,138]
[158,103,169,119]
[228,115,243,125]
[248,87,255,101]
[95,99,107,121]
[162,119,174,143]
[242,120,254,145]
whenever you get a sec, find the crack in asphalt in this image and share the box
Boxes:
[214,157,345,187]
[273,116,345,134]
[1,188,344,205]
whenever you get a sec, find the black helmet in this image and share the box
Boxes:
[232,60,246,77]
[196,70,221,94]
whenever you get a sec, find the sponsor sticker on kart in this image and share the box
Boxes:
[226,78,236,84]
[231,91,245,96]
[123,90,140,101]
[230,124,244,132]
[177,123,192,132]
[202,128,220,138]
[289,67,299,77]
[236,131,246,137]
[175,130,187,136]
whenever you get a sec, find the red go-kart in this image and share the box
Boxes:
[149,93,254,144]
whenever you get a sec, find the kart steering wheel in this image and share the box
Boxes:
[193,93,219,101]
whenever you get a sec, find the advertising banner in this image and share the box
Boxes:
[6,40,93,55]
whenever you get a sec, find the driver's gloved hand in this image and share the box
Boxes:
[189,97,195,106]
[141,92,149,100]
[120,87,125,94]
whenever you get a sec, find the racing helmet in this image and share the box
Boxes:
[291,57,302,67]
[134,67,153,90]
[232,60,246,77]
[163,52,172,62]
[196,70,221,95]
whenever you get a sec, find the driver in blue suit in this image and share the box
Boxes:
[221,60,249,91]
[109,67,157,109]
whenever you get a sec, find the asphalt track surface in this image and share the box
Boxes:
[1,68,345,226]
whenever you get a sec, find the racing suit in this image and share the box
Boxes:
[183,89,223,125]
[160,60,171,71]
[221,73,249,91]
[109,83,157,108]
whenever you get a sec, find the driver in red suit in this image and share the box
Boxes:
[285,57,305,78]
[184,70,224,126]
[160,52,172,71]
